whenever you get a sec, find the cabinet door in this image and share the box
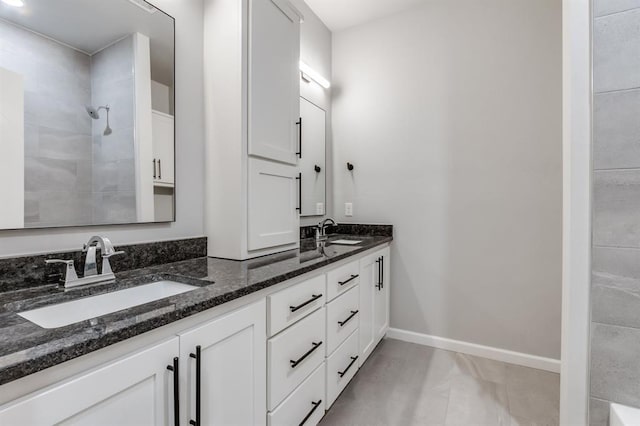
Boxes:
[0,338,179,426]
[180,300,266,426]
[358,252,377,365]
[374,247,390,342]
[248,158,299,250]
[359,247,390,365]
[248,0,300,165]
[152,111,175,186]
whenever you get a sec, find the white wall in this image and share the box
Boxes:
[0,0,205,257]
[332,0,563,358]
[290,0,333,226]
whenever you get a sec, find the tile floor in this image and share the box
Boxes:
[320,338,560,426]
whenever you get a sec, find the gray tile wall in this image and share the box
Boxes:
[591,2,640,423]
[0,20,93,228]
[90,35,137,224]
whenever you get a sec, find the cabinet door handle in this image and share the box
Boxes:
[290,341,323,368]
[338,310,359,327]
[381,255,384,289]
[299,400,322,426]
[338,356,359,378]
[375,258,382,290]
[296,172,302,213]
[338,274,359,286]
[289,294,322,312]
[158,159,162,180]
[296,117,302,158]
[166,357,180,426]
[189,346,201,426]
[153,159,157,179]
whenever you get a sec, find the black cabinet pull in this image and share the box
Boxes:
[158,159,162,180]
[338,274,359,286]
[299,400,322,426]
[375,258,382,290]
[338,310,359,327]
[338,356,359,378]
[166,357,180,426]
[290,341,323,368]
[189,346,201,426]
[290,294,322,313]
[381,255,384,289]
[296,117,302,158]
[153,159,157,179]
[296,173,302,213]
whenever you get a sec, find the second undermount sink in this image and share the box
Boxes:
[329,239,362,245]
[18,281,198,329]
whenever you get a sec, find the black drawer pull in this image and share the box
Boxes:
[338,356,359,378]
[166,357,180,426]
[338,310,359,327]
[299,400,322,426]
[290,341,323,368]
[338,274,359,286]
[189,346,201,426]
[290,294,322,312]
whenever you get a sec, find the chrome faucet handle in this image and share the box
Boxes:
[101,251,125,275]
[45,259,79,283]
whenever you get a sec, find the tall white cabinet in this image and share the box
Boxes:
[204,0,302,260]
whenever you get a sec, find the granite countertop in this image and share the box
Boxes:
[0,234,391,386]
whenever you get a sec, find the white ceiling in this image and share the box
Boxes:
[0,0,174,85]
[304,0,427,31]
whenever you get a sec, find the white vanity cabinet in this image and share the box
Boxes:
[179,300,266,426]
[204,0,303,259]
[0,338,180,425]
[359,247,391,365]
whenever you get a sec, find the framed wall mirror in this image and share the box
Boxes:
[0,0,175,230]
[299,97,326,217]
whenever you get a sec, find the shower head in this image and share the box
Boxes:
[86,105,112,136]
[85,105,100,120]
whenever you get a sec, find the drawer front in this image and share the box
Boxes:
[268,362,326,426]
[326,260,360,302]
[325,285,360,356]
[326,329,359,408]
[268,274,326,336]
[268,307,326,410]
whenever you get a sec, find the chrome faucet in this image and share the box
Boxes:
[316,218,337,242]
[46,236,124,289]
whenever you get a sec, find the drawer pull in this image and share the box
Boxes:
[299,400,322,426]
[338,356,359,378]
[166,357,180,426]
[290,341,323,368]
[338,274,359,286]
[189,346,202,426]
[338,310,359,327]
[290,294,322,313]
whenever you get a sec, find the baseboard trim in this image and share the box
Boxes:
[386,328,561,373]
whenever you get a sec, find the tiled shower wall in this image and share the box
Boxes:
[590,2,640,424]
[90,35,137,225]
[0,20,93,227]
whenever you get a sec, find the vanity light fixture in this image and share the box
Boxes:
[1,0,24,7]
[299,61,331,89]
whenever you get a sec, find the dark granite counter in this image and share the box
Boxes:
[0,233,391,386]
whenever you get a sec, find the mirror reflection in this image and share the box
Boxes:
[299,97,326,217]
[0,0,175,229]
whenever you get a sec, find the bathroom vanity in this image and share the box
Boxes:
[0,231,391,425]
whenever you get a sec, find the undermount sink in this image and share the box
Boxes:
[18,281,198,329]
[329,239,362,245]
